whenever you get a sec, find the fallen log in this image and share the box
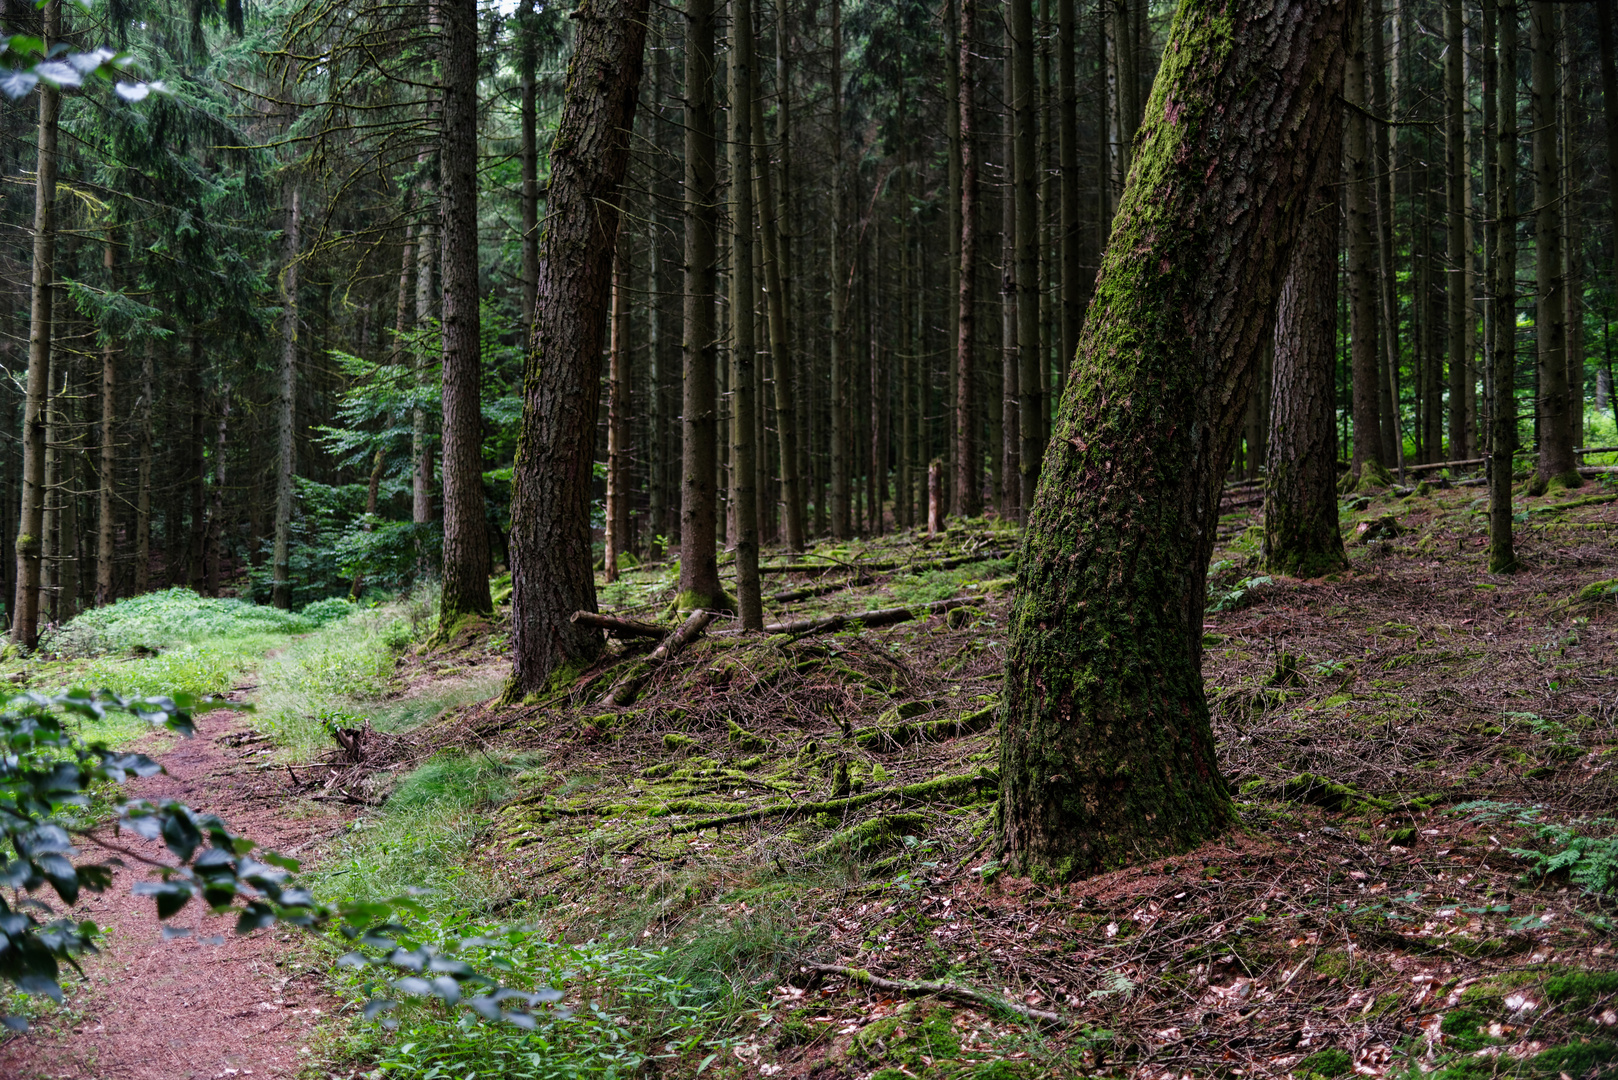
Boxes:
[764,597,982,637]
[851,702,999,750]
[800,963,1068,1027]
[598,608,717,707]
[570,610,668,638]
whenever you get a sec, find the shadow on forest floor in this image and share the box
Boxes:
[315,472,1618,1079]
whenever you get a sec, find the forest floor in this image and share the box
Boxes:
[294,468,1618,1080]
[4,470,1618,1080]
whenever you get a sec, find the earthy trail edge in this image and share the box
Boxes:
[0,707,350,1080]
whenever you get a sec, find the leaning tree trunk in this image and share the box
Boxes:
[12,0,61,649]
[1265,108,1347,578]
[507,0,649,696]
[999,0,1358,881]
[436,0,494,629]
[272,184,299,610]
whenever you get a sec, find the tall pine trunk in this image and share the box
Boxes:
[729,0,762,629]
[11,0,61,648]
[999,0,1358,881]
[828,0,851,539]
[508,0,650,695]
[1012,0,1041,517]
[436,0,494,628]
[1529,1,1576,491]
[1489,0,1518,570]
[605,243,630,584]
[134,340,153,594]
[517,0,540,339]
[96,232,118,607]
[956,0,981,516]
[1445,0,1468,459]
[272,184,299,610]
[1345,8,1383,481]
[678,0,724,611]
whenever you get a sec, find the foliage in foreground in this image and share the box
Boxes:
[0,690,552,1030]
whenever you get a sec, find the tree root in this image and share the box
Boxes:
[800,963,1069,1027]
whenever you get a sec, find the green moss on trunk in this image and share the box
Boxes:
[998,0,1357,882]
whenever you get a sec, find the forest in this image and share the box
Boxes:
[0,0,1617,1077]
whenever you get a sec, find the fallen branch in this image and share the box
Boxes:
[570,611,669,638]
[800,963,1068,1027]
[667,772,994,835]
[851,703,998,750]
[764,597,982,637]
[598,609,717,707]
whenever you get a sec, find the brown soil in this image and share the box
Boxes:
[0,709,350,1080]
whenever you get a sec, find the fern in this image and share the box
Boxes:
[1449,802,1618,895]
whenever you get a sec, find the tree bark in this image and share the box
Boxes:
[1013,0,1041,519]
[605,240,630,585]
[96,232,118,608]
[1057,0,1081,381]
[1529,2,1576,491]
[956,0,980,516]
[1000,0,1358,881]
[679,0,724,611]
[11,0,61,648]
[1345,7,1383,478]
[730,0,763,630]
[413,209,435,530]
[509,0,649,695]
[517,0,540,340]
[134,339,153,595]
[206,388,230,598]
[1265,113,1348,578]
[437,0,494,627]
[829,0,851,539]
[1489,0,1518,571]
[752,69,804,552]
[272,184,299,610]
[1445,0,1467,459]
[1372,0,1405,476]
[1599,2,1618,419]
[1560,14,1582,452]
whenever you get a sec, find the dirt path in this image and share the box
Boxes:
[0,709,351,1080]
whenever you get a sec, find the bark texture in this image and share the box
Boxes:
[1489,0,1517,572]
[13,0,61,648]
[999,0,1358,881]
[508,0,649,695]
[437,0,495,626]
[1265,121,1347,579]
[1344,10,1382,477]
[272,185,299,611]
[1528,1,1575,491]
[955,0,980,516]
[729,0,762,629]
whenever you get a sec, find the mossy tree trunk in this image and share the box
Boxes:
[508,0,650,695]
[1265,103,1347,579]
[999,0,1359,882]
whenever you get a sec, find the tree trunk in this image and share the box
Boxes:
[437,0,494,627]
[1345,7,1383,479]
[678,0,724,611]
[605,240,631,584]
[1445,0,1467,459]
[1057,0,1081,380]
[1372,0,1405,476]
[1489,0,1518,571]
[1001,45,1019,522]
[1529,1,1577,491]
[1560,15,1582,452]
[751,66,804,552]
[518,0,540,340]
[96,232,118,607]
[1112,0,1140,181]
[1599,2,1618,425]
[1265,110,1347,578]
[206,388,230,597]
[135,339,153,594]
[1000,0,1357,881]
[11,0,61,648]
[413,210,435,530]
[508,0,649,695]
[956,0,981,516]
[1013,0,1041,519]
[829,0,851,539]
[272,184,299,610]
[729,0,763,629]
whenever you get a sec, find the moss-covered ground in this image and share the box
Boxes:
[16,471,1618,1079]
